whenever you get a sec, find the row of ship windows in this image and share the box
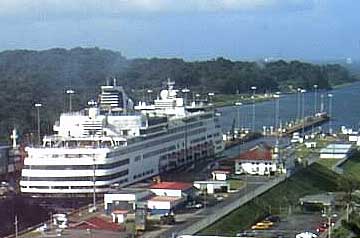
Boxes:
[21,185,111,189]
[24,159,130,170]
[109,126,207,157]
[238,162,273,165]
[143,145,177,159]
[21,169,129,181]
[133,169,155,179]
[190,136,206,144]
[26,178,131,190]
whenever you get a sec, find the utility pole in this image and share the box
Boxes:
[301,89,306,135]
[92,154,97,212]
[313,84,318,115]
[251,86,257,132]
[297,88,301,122]
[66,89,75,112]
[328,93,333,134]
[15,215,18,238]
[35,103,42,145]
[235,102,242,132]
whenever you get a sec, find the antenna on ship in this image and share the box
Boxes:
[113,77,117,86]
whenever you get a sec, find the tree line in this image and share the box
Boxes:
[0,47,356,142]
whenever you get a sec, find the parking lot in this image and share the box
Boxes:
[239,211,335,238]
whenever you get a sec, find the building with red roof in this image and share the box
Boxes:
[148,182,195,215]
[233,143,277,176]
[71,217,124,232]
[149,182,193,197]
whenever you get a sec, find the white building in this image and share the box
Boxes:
[149,182,193,198]
[211,169,231,181]
[234,144,277,176]
[104,189,152,214]
[193,180,230,194]
[147,196,184,215]
[319,143,353,159]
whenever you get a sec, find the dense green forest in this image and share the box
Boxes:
[0,47,357,142]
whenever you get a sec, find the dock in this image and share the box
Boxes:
[282,112,329,135]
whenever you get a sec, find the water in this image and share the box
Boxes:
[219,82,360,133]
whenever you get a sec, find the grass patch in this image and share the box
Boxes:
[213,94,272,107]
[340,152,360,182]
[316,159,339,170]
[229,179,245,190]
[198,163,344,236]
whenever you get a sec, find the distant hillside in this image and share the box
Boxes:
[0,47,357,142]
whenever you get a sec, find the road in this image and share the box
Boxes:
[143,176,273,238]
[143,137,314,238]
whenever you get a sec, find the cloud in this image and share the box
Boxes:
[0,0,316,19]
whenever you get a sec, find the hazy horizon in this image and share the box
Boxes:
[1,0,359,62]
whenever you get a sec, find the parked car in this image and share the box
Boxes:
[251,223,271,230]
[160,214,175,225]
[315,223,327,233]
[265,215,281,222]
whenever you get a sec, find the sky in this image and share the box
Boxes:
[0,0,359,61]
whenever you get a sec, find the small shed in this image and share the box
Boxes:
[305,141,317,149]
[111,210,128,224]
[211,168,231,181]
[147,196,184,215]
[104,189,153,214]
[193,180,230,194]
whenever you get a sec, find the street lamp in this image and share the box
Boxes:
[273,93,280,135]
[328,93,333,134]
[322,206,337,238]
[182,88,190,107]
[313,84,318,115]
[250,86,257,132]
[147,89,153,103]
[92,154,97,212]
[66,89,75,112]
[300,89,306,135]
[35,103,42,145]
[297,88,302,122]
[235,102,242,131]
[208,92,215,106]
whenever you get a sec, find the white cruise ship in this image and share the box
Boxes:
[20,80,224,196]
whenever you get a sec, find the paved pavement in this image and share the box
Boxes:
[142,177,272,238]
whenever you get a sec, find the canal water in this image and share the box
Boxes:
[219,81,360,133]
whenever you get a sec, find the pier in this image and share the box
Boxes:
[224,113,330,148]
[282,112,329,135]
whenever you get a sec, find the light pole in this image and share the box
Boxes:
[147,89,153,103]
[274,93,280,136]
[328,93,333,134]
[208,92,215,106]
[235,102,242,132]
[182,88,190,107]
[297,88,301,122]
[322,206,337,238]
[250,86,257,132]
[14,215,18,238]
[66,89,75,112]
[313,84,318,115]
[35,103,42,145]
[301,89,306,135]
[92,154,97,212]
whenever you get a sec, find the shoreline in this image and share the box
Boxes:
[213,80,360,108]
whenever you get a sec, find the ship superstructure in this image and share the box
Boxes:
[20,80,224,195]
